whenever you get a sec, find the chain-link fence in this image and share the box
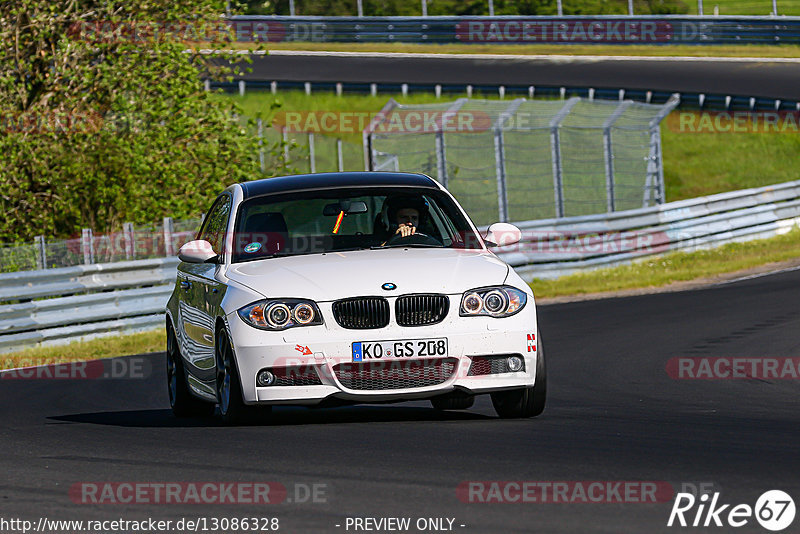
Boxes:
[367,96,679,226]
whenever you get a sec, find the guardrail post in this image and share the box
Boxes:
[603,101,633,213]
[698,0,704,15]
[163,217,175,257]
[549,98,579,218]
[35,235,46,270]
[81,228,95,265]
[282,126,289,162]
[308,132,316,173]
[337,138,344,171]
[123,222,135,260]
[238,80,245,97]
[257,117,265,172]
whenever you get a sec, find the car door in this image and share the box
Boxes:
[178,194,232,380]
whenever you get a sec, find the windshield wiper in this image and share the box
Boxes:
[371,243,444,249]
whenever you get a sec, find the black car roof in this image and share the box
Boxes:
[239,172,439,199]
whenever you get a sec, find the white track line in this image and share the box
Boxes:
[713,264,800,286]
[266,49,800,63]
[194,48,800,62]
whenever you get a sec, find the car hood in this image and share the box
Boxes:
[225,248,509,301]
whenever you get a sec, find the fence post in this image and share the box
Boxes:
[289,0,295,16]
[81,228,95,265]
[362,99,398,172]
[308,132,316,173]
[163,217,175,257]
[557,0,563,15]
[357,0,363,16]
[602,101,633,213]
[492,99,524,223]
[35,235,46,270]
[549,98,579,218]
[434,98,467,188]
[123,222,135,260]
[282,126,289,162]
[628,0,634,15]
[488,0,495,16]
[257,118,265,172]
[647,93,681,206]
[697,0,704,15]
[434,131,447,187]
[238,80,245,97]
[337,138,344,171]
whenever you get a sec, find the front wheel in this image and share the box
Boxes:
[491,331,546,419]
[216,329,270,425]
[166,324,214,418]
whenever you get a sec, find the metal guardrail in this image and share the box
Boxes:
[0,259,177,353]
[494,179,800,279]
[230,15,800,45]
[3,180,800,352]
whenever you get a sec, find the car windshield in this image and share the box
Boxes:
[231,187,482,263]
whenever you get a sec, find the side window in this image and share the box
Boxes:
[199,195,232,257]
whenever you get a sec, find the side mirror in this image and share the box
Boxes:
[484,223,521,248]
[178,240,218,263]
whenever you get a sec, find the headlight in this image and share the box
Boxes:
[459,286,526,317]
[238,299,323,330]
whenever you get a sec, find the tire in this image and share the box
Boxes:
[491,330,547,419]
[431,391,475,411]
[166,324,214,418]
[216,328,270,425]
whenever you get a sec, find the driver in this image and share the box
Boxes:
[383,195,428,240]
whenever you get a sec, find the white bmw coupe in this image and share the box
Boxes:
[166,172,545,423]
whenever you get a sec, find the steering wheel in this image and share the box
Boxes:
[385,232,442,246]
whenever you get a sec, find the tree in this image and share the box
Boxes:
[0,1,289,242]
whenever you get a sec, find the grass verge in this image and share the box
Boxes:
[235,42,800,58]
[530,227,800,298]
[0,329,165,370]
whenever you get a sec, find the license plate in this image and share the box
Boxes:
[352,338,448,362]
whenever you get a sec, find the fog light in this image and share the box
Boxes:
[256,369,276,387]
[507,356,523,372]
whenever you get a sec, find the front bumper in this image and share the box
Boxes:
[227,299,539,405]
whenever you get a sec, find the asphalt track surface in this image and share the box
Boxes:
[3,268,800,533]
[241,51,800,100]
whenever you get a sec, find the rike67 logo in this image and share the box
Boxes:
[668,490,795,531]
